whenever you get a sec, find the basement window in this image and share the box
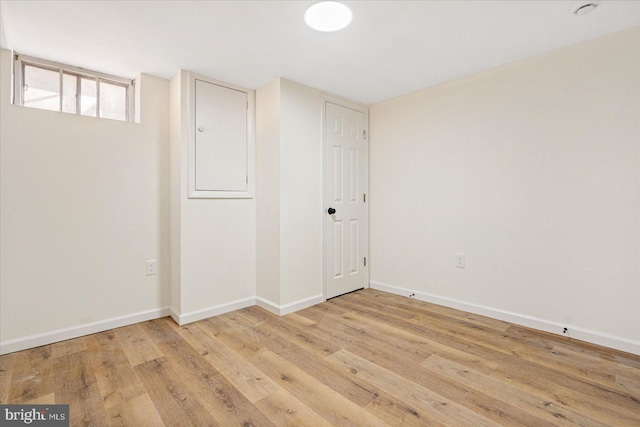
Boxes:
[13,54,134,122]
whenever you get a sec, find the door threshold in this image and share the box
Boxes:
[326,287,365,300]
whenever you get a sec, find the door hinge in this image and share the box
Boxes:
[363,193,366,203]
[364,257,367,266]
[363,130,367,139]
[246,175,249,184]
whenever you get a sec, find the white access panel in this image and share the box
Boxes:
[194,79,247,192]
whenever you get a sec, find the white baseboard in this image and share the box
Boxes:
[0,307,171,355]
[0,293,328,355]
[370,281,640,356]
[174,297,256,325]
[168,306,181,325]
[256,294,325,316]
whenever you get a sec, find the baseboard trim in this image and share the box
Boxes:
[370,281,640,356]
[1,293,329,354]
[174,297,256,325]
[256,294,325,316]
[0,307,171,355]
[168,306,181,325]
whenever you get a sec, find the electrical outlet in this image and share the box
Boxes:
[146,260,157,276]
[455,253,465,269]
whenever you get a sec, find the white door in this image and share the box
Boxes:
[324,101,367,299]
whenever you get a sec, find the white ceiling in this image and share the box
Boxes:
[1,0,638,105]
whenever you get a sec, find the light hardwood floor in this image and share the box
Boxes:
[1,289,639,426]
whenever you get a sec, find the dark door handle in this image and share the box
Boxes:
[328,207,336,215]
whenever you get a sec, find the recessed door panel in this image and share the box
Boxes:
[333,146,343,203]
[349,148,358,203]
[334,221,343,278]
[349,219,359,275]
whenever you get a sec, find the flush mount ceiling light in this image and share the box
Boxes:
[572,2,600,16]
[305,1,353,32]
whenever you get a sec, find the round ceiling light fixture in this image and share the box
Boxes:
[572,2,600,16]
[305,1,353,32]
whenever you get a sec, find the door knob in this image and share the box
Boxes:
[328,207,336,215]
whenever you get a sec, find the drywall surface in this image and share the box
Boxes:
[256,78,282,305]
[168,71,184,314]
[169,71,256,318]
[0,48,170,342]
[369,28,640,345]
[255,78,324,308]
[279,79,324,305]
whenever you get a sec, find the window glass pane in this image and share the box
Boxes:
[23,64,60,111]
[62,73,77,114]
[99,80,127,121]
[80,77,97,117]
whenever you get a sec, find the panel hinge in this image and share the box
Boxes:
[364,257,367,266]
[363,129,367,139]
[363,193,366,203]
[246,175,249,184]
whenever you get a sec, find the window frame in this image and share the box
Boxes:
[13,53,135,122]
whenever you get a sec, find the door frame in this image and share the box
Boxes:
[321,95,370,300]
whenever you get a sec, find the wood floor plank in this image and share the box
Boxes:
[364,390,447,427]
[114,323,164,366]
[345,289,512,332]
[93,347,146,408]
[134,357,218,427]
[24,392,55,405]
[312,318,547,427]
[8,346,54,403]
[254,388,333,427]
[199,316,264,358]
[2,288,639,427]
[615,374,640,397]
[308,318,542,426]
[252,315,340,358]
[105,393,165,427]
[330,295,631,392]
[174,322,280,403]
[491,356,640,423]
[0,352,15,403]
[206,311,381,408]
[328,349,502,427]
[251,348,389,427]
[311,310,431,368]
[422,354,611,427]
[53,350,110,427]
[141,318,276,427]
[52,336,90,358]
[281,312,317,327]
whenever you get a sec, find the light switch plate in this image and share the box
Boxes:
[146,260,157,276]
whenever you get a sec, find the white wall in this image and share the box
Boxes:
[256,78,282,304]
[256,78,324,311]
[279,79,323,306]
[169,71,256,322]
[169,71,185,314]
[0,49,171,348]
[369,28,640,353]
